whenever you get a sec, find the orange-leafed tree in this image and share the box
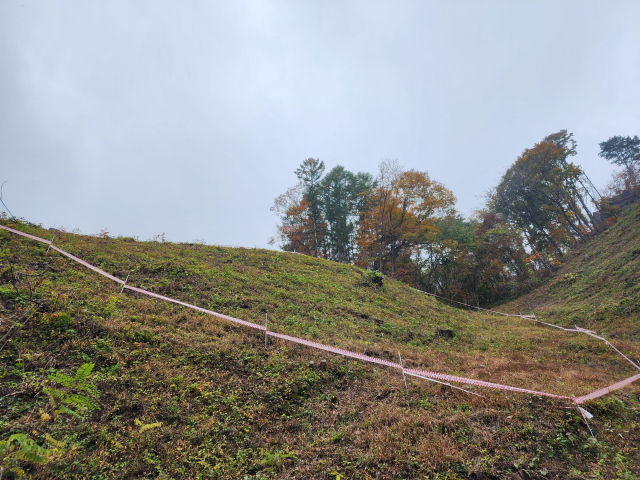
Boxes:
[490,132,599,256]
[269,183,325,254]
[356,160,456,276]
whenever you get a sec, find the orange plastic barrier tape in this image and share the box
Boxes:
[0,224,51,244]
[124,285,265,331]
[574,373,640,404]
[404,368,572,400]
[50,245,125,284]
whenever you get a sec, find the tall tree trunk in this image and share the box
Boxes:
[378,193,385,273]
[391,244,395,275]
[524,211,563,255]
[313,222,318,258]
[573,188,598,233]
[624,159,638,187]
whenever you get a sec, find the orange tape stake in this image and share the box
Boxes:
[264,313,268,347]
[120,274,130,294]
[398,351,408,393]
[46,235,55,254]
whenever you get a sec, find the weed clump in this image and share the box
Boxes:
[359,270,384,288]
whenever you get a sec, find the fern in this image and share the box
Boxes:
[43,362,100,418]
[0,365,95,477]
[48,362,97,393]
[74,362,94,382]
[134,419,163,433]
[139,422,162,433]
[0,433,63,478]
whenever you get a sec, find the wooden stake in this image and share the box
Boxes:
[120,274,130,294]
[574,395,595,438]
[398,351,408,394]
[46,235,55,254]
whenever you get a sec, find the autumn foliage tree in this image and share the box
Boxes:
[271,129,632,308]
[356,160,456,277]
[271,160,372,260]
[489,131,599,256]
[269,182,317,254]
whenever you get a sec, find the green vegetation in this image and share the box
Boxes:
[505,201,640,337]
[273,131,640,310]
[1,216,639,478]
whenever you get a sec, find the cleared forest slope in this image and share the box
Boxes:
[1,218,639,479]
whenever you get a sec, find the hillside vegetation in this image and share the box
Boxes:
[271,132,638,309]
[1,217,639,479]
[505,200,640,339]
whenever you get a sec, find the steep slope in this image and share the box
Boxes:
[1,218,639,479]
[505,200,640,339]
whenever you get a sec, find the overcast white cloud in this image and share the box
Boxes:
[2,0,639,247]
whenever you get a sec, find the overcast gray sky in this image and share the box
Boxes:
[2,1,639,248]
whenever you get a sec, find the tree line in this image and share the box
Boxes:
[270,131,640,306]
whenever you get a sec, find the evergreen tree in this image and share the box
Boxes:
[295,158,326,257]
[320,167,375,262]
[598,135,640,188]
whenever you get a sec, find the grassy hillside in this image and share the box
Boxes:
[1,218,639,479]
[505,200,640,340]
